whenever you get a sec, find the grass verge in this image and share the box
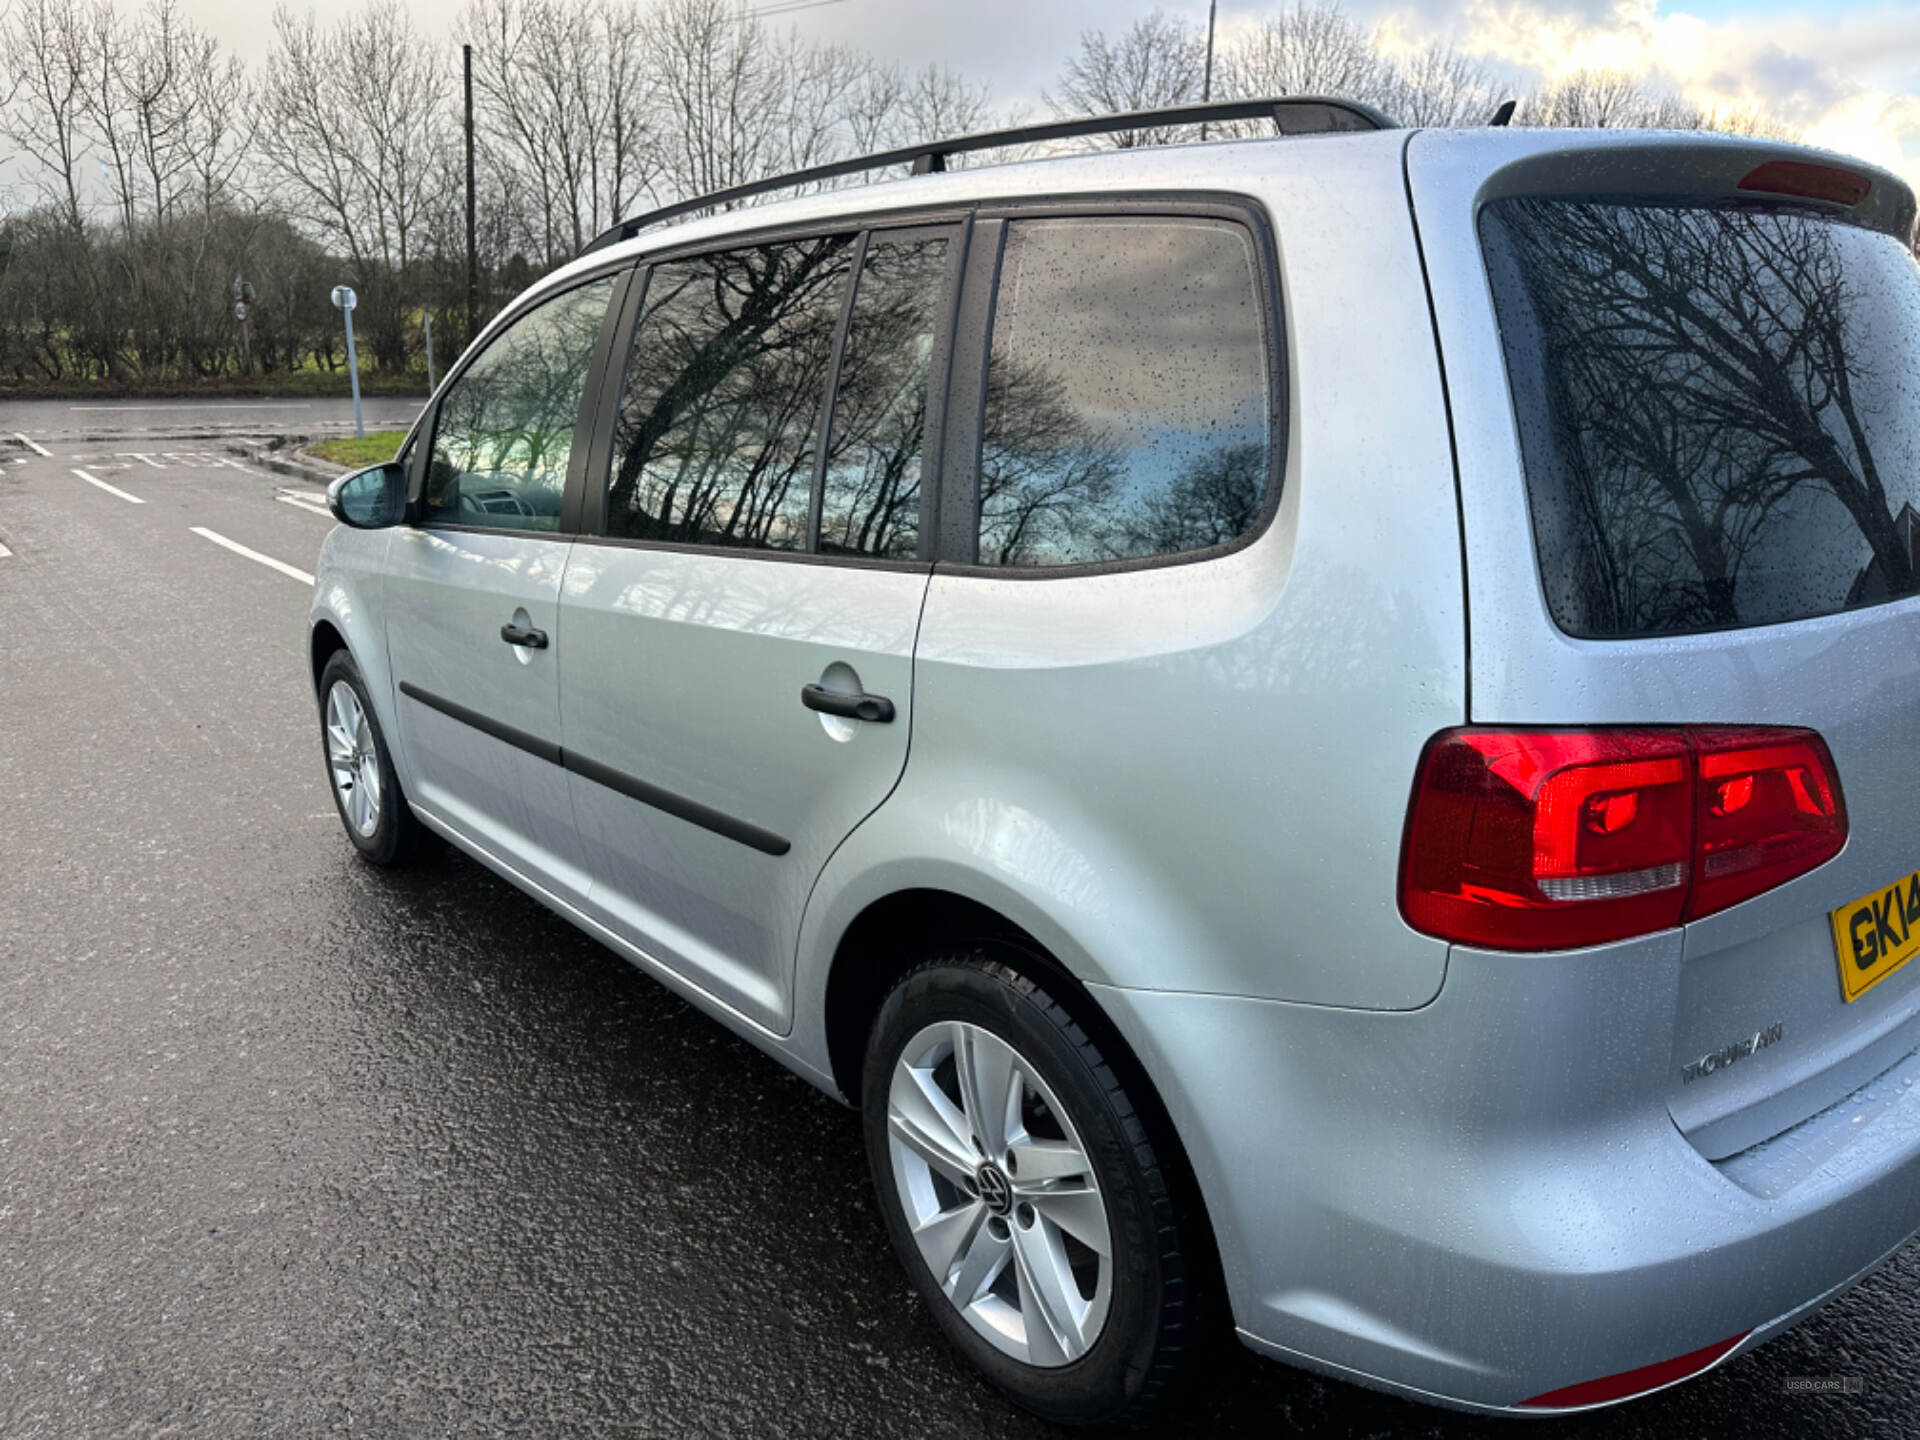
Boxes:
[306,431,409,468]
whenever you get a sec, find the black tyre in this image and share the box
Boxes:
[317,649,431,867]
[861,948,1195,1425]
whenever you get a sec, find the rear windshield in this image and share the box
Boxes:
[1480,197,1920,638]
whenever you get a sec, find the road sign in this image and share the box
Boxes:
[233,301,248,321]
[334,285,364,439]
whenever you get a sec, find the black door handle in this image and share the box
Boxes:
[500,622,549,649]
[801,683,894,724]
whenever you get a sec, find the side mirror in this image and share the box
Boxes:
[327,461,408,529]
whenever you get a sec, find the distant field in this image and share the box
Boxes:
[306,431,408,468]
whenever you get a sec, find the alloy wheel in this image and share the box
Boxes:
[325,679,382,838]
[885,1020,1113,1367]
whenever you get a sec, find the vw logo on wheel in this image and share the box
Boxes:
[975,1161,1013,1215]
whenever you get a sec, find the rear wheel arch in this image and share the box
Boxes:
[823,887,1228,1329]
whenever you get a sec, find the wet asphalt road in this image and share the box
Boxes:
[1,420,1917,1438]
[1,396,426,440]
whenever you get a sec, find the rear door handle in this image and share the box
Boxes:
[801,683,894,724]
[500,622,549,649]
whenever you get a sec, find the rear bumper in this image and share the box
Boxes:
[1089,933,1920,1411]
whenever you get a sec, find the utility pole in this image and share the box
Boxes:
[424,313,437,393]
[1200,0,1219,141]
[464,42,477,350]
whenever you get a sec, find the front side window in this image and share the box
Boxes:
[605,236,856,550]
[977,216,1272,568]
[1482,199,1920,637]
[424,276,615,531]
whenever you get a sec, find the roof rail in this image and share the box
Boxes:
[579,95,1395,256]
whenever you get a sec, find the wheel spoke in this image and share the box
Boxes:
[888,1070,977,1186]
[1024,1184,1109,1257]
[1007,1136,1091,1185]
[912,1198,986,1282]
[325,720,355,759]
[945,1213,1011,1306]
[1011,1219,1087,1364]
[951,1023,1017,1155]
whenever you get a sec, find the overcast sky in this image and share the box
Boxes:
[166,0,1920,191]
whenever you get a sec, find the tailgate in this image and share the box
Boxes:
[1409,129,1920,1153]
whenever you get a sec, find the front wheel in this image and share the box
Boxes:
[317,650,430,867]
[861,950,1196,1425]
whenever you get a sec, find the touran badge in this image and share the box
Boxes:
[1682,1023,1785,1084]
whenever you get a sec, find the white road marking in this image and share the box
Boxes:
[189,526,314,585]
[118,452,167,468]
[68,402,319,411]
[14,432,52,456]
[0,540,12,558]
[72,468,145,503]
[277,494,333,519]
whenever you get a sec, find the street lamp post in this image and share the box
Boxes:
[331,285,364,439]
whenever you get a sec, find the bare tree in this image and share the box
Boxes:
[1047,12,1203,146]
[461,0,656,269]
[1386,41,1500,127]
[259,0,449,369]
[3,0,93,228]
[643,0,843,205]
[1221,3,1392,109]
[175,27,252,217]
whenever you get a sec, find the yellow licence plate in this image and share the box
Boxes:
[1832,869,1920,1002]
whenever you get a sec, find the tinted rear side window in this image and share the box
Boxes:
[819,231,950,559]
[606,236,855,550]
[977,217,1271,568]
[1482,198,1920,638]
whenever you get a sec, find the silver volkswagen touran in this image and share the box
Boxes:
[308,100,1920,1421]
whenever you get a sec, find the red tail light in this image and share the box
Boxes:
[1738,159,1871,207]
[1400,727,1846,950]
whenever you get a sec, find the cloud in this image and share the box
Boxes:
[1371,0,1920,193]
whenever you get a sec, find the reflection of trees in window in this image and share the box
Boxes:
[819,235,947,559]
[1107,441,1267,557]
[976,217,1270,568]
[608,237,854,550]
[978,356,1125,564]
[1486,200,1920,636]
[428,277,613,526]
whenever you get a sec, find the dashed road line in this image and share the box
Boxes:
[189,526,314,585]
[0,540,13,558]
[14,432,52,457]
[277,494,333,519]
[72,468,145,503]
